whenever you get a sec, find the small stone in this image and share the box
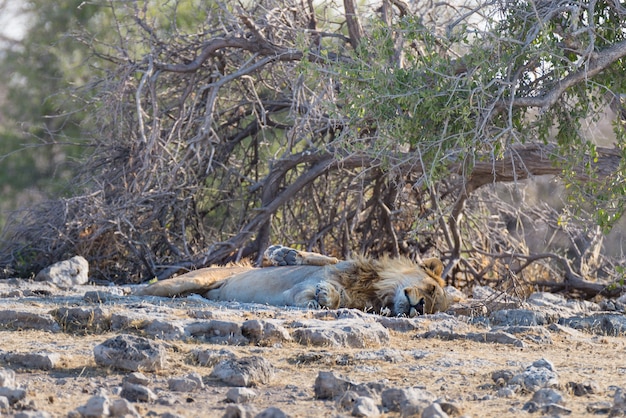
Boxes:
[185,372,204,389]
[76,395,110,418]
[222,404,258,418]
[532,358,556,372]
[497,387,516,398]
[0,395,10,409]
[191,348,236,367]
[586,401,612,414]
[352,396,380,417]
[338,391,359,411]
[83,290,123,303]
[375,316,422,332]
[210,356,274,387]
[34,256,89,288]
[94,334,167,372]
[124,372,151,386]
[559,314,626,336]
[566,380,600,396]
[186,320,248,345]
[531,388,564,406]
[0,368,15,388]
[490,309,549,326]
[541,403,572,415]
[492,370,514,385]
[241,319,292,346]
[614,388,626,407]
[5,352,60,370]
[13,412,53,418]
[381,387,435,416]
[255,406,290,418]
[52,307,110,333]
[0,387,27,404]
[143,319,185,340]
[291,319,389,348]
[120,381,157,403]
[110,398,140,417]
[0,310,61,332]
[168,374,203,392]
[438,401,463,416]
[226,387,257,403]
[522,401,539,413]
[509,359,559,392]
[422,403,449,418]
[314,371,356,399]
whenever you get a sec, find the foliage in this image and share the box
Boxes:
[0,0,109,227]
[0,0,625,298]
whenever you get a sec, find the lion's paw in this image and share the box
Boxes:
[315,283,342,309]
[263,245,339,267]
[306,299,322,309]
[263,245,300,266]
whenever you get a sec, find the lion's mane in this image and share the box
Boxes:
[326,256,450,315]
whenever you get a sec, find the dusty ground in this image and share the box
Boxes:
[0,280,624,417]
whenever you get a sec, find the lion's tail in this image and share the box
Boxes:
[135,266,251,297]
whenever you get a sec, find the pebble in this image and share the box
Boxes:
[93,334,167,372]
[0,310,61,332]
[509,358,559,391]
[168,373,204,392]
[291,318,390,348]
[124,372,151,386]
[314,371,356,399]
[352,396,380,417]
[34,256,89,288]
[110,398,140,417]
[226,387,258,403]
[119,381,157,402]
[0,368,15,387]
[380,387,435,416]
[223,404,258,418]
[210,356,274,387]
[3,352,60,370]
[422,403,449,418]
[255,406,290,418]
[76,394,110,417]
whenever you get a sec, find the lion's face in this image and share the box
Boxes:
[393,281,450,317]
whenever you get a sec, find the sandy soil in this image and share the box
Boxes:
[0,308,624,417]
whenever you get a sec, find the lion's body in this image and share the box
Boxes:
[205,265,329,307]
[138,251,452,316]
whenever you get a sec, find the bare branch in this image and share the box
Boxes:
[465,144,622,190]
[502,40,626,110]
[343,0,364,49]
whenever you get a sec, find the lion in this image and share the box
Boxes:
[136,245,453,316]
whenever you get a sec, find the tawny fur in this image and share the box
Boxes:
[324,256,449,314]
[137,255,452,315]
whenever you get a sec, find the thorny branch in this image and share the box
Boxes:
[1,0,625,302]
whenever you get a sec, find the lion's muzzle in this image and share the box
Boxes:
[404,288,425,317]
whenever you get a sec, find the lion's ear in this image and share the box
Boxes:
[422,258,444,277]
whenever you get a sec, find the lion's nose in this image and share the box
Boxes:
[405,292,425,317]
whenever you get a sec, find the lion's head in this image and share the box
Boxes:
[365,256,451,317]
[393,280,451,316]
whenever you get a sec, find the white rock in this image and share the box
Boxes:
[35,256,89,288]
[0,368,15,388]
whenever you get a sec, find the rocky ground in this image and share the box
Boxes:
[1,271,626,417]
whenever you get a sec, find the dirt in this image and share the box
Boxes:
[0,282,624,417]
